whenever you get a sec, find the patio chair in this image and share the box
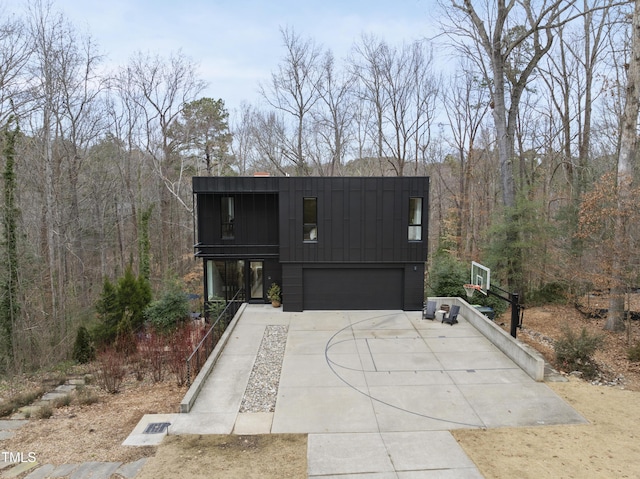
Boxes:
[422,300,437,320]
[443,305,460,325]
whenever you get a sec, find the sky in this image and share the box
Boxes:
[3,0,442,113]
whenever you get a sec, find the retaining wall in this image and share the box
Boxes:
[429,296,545,381]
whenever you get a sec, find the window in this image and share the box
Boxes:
[409,197,422,241]
[303,197,318,242]
[221,196,234,239]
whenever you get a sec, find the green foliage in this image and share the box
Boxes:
[144,284,190,332]
[93,277,120,344]
[427,253,467,298]
[169,97,233,175]
[93,265,152,346]
[115,311,137,356]
[527,282,568,306]
[554,326,604,379]
[0,118,20,373]
[485,192,553,295]
[206,296,226,320]
[138,206,153,282]
[427,252,507,315]
[72,326,96,364]
[628,342,640,362]
[268,282,281,303]
[117,265,151,331]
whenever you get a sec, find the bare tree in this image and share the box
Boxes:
[251,109,290,175]
[230,102,258,175]
[350,34,390,163]
[607,0,640,331]
[0,9,31,124]
[444,0,581,291]
[26,0,95,347]
[443,63,490,257]
[312,50,356,176]
[122,50,205,273]
[260,27,323,174]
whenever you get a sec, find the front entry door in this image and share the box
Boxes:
[249,261,264,301]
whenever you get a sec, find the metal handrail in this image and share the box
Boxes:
[185,289,243,386]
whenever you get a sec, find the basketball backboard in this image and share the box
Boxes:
[471,261,490,295]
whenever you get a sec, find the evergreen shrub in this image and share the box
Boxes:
[144,286,190,333]
[72,326,96,364]
[554,325,604,379]
[628,342,640,362]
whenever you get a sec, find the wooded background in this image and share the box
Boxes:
[1,0,639,373]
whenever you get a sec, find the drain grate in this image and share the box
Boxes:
[143,422,171,434]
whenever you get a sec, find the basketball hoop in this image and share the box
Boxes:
[463,284,481,299]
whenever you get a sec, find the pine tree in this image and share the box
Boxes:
[72,326,96,364]
[94,277,120,344]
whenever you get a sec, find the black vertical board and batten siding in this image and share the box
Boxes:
[193,176,280,258]
[278,177,428,264]
[192,176,429,311]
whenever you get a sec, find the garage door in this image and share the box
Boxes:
[303,268,403,310]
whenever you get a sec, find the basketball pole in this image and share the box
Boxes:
[485,285,522,338]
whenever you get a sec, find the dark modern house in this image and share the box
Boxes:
[192,176,429,312]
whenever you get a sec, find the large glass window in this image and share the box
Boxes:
[409,197,422,241]
[303,197,318,242]
[221,196,234,239]
[206,259,245,302]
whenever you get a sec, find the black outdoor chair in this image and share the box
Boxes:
[422,300,437,320]
[443,305,460,325]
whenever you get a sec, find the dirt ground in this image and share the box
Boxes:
[135,434,307,479]
[2,303,640,478]
[453,377,640,479]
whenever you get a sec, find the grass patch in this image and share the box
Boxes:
[75,387,100,406]
[53,394,72,408]
[34,403,53,419]
[0,387,46,418]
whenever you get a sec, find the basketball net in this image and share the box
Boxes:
[463,284,481,299]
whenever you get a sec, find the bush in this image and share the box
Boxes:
[554,326,604,379]
[95,349,126,393]
[427,253,467,298]
[72,326,96,364]
[167,325,193,386]
[144,286,190,332]
[139,329,166,383]
[115,311,137,357]
[93,266,152,346]
[628,342,640,362]
[75,387,100,406]
[53,394,72,408]
[35,403,53,419]
[527,282,568,306]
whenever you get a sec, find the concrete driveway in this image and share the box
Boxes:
[158,306,587,478]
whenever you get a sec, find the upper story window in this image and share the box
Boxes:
[221,196,234,239]
[303,197,318,242]
[409,197,422,241]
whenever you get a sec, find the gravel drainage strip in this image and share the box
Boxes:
[240,325,288,413]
